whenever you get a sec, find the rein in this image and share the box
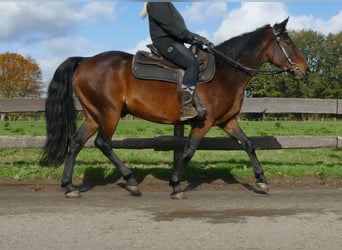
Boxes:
[208,47,286,76]
[207,29,294,76]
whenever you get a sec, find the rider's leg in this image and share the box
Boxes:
[153,38,200,121]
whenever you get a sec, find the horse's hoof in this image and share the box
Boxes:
[65,190,81,198]
[170,192,187,200]
[256,182,270,192]
[126,185,142,197]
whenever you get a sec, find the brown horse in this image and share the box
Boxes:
[40,18,309,199]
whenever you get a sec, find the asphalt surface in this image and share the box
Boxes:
[0,183,341,250]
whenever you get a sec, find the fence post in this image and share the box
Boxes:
[173,124,184,170]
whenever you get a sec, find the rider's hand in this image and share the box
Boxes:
[191,33,211,47]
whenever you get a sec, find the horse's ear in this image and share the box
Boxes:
[273,17,289,36]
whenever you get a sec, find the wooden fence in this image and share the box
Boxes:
[0,98,341,151]
[1,97,341,114]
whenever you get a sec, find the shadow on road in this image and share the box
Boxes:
[78,161,268,195]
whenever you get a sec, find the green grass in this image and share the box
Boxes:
[0,120,341,182]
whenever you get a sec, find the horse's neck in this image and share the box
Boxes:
[216,46,265,95]
[237,50,264,88]
[220,43,265,72]
[221,34,268,67]
[240,44,266,70]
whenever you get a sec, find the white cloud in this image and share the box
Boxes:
[128,37,152,54]
[73,2,117,23]
[0,1,117,88]
[314,9,342,35]
[285,10,342,35]
[213,2,288,44]
[0,2,116,41]
[38,36,101,85]
[13,36,102,87]
[0,2,73,41]
[182,2,228,24]
[42,37,100,57]
[288,15,315,31]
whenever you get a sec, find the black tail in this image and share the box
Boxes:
[40,57,84,167]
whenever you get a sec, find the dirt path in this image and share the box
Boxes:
[0,179,342,250]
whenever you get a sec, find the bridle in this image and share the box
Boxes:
[272,28,307,78]
[208,28,303,77]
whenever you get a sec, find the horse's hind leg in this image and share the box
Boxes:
[94,118,140,196]
[61,117,98,198]
[222,119,269,191]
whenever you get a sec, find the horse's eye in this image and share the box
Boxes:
[285,39,292,45]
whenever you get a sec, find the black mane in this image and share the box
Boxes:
[215,24,271,63]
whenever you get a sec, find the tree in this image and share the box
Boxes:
[315,32,342,98]
[0,52,43,98]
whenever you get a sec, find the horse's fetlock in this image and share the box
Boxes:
[255,173,267,184]
[61,181,72,189]
[169,180,179,187]
[124,173,138,186]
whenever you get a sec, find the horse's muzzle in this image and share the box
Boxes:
[292,65,310,80]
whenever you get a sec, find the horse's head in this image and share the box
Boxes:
[265,18,309,80]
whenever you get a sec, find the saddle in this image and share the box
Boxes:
[132,44,215,84]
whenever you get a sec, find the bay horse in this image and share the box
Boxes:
[40,18,309,199]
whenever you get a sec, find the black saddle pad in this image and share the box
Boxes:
[132,50,215,84]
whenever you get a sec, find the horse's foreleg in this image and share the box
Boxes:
[222,119,269,191]
[95,133,141,196]
[170,136,202,199]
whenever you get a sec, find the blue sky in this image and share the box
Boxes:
[0,1,341,88]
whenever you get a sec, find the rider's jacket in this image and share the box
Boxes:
[147,2,194,43]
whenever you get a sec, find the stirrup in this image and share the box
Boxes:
[179,90,198,121]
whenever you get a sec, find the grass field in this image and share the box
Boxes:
[0,120,341,182]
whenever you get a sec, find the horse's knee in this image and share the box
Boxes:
[234,137,254,153]
[94,137,103,149]
[183,139,200,162]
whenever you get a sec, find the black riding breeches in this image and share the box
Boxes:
[153,37,199,88]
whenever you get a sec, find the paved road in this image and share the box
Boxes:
[0,184,341,250]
